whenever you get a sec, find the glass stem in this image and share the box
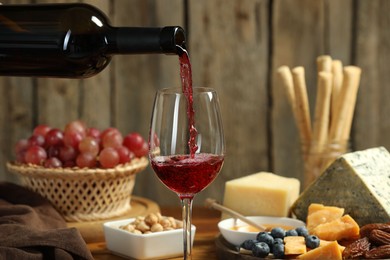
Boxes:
[181,197,193,260]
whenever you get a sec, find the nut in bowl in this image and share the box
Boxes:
[103,214,196,259]
[218,216,305,247]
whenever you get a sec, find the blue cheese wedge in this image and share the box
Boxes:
[292,146,390,226]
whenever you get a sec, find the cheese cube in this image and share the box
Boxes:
[292,147,390,226]
[284,236,307,255]
[319,240,345,254]
[312,214,360,241]
[297,241,342,260]
[306,203,345,232]
[222,172,300,218]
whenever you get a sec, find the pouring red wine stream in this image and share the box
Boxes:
[177,45,198,158]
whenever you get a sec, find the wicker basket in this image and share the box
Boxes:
[6,157,148,222]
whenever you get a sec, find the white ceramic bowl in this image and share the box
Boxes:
[103,218,196,259]
[218,216,306,247]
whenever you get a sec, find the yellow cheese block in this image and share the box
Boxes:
[222,172,300,218]
[298,240,342,260]
[284,236,307,255]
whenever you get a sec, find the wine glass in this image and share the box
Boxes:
[149,87,225,259]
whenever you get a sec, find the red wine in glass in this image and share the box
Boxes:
[151,153,224,199]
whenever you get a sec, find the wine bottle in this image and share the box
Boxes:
[0,3,186,78]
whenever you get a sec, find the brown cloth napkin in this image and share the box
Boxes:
[0,182,94,260]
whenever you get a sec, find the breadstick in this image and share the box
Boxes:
[341,66,362,141]
[277,66,296,117]
[303,72,333,188]
[311,71,333,152]
[331,60,343,118]
[329,66,362,142]
[292,66,312,148]
[277,66,307,147]
[316,55,332,73]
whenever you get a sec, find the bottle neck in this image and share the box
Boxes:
[109,26,186,55]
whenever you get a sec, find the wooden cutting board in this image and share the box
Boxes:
[67,196,160,243]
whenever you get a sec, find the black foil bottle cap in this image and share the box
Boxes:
[160,26,186,54]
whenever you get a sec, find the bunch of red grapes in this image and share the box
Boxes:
[14,120,148,169]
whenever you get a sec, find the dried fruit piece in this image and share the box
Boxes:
[369,229,390,246]
[365,244,390,259]
[360,223,390,238]
[342,237,371,259]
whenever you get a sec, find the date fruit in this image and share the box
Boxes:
[360,223,390,238]
[369,229,390,246]
[365,244,390,259]
[342,237,371,259]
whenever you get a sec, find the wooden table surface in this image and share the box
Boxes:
[88,206,222,260]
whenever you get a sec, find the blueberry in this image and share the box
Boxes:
[270,238,284,253]
[271,227,286,239]
[240,239,258,250]
[272,242,285,259]
[256,232,274,247]
[305,235,320,249]
[274,237,284,244]
[252,242,270,258]
[286,229,298,236]
[295,226,309,237]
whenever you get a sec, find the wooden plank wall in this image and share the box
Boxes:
[1,0,389,206]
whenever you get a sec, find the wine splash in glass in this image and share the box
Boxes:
[149,48,225,259]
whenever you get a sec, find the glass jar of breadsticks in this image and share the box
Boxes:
[277,55,361,189]
[301,139,349,188]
